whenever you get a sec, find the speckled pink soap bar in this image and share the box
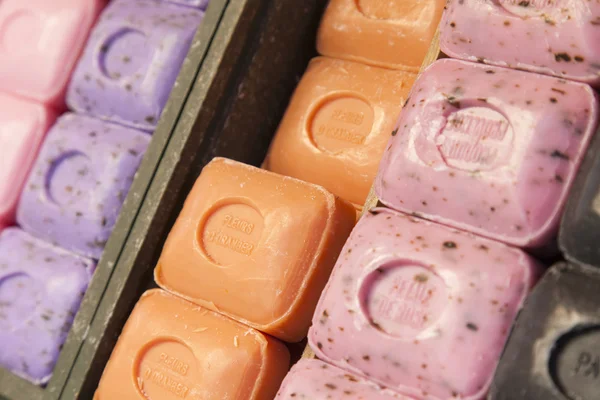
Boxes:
[376,59,599,248]
[0,94,56,228]
[440,0,600,84]
[17,113,150,259]
[276,359,413,400]
[0,0,104,106]
[309,208,540,400]
[0,228,94,384]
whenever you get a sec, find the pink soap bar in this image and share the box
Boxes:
[276,359,412,399]
[0,0,104,106]
[309,208,540,400]
[376,59,599,248]
[0,94,57,227]
[440,0,600,84]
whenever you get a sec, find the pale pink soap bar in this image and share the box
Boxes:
[440,0,600,84]
[375,59,599,248]
[0,94,57,227]
[309,208,540,400]
[276,359,413,400]
[0,0,104,106]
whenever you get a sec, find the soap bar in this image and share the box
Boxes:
[0,228,94,385]
[95,289,290,400]
[560,126,600,267]
[0,0,103,106]
[440,0,600,84]
[317,0,445,71]
[165,0,209,9]
[490,263,600,400]
[309,208,540,400]
[67,0,203,131]
[0,94,57,227]
[264,57,416,207]
[276,359,411,399]
[376,58,600,249]
[155,158,356,342]
[17,113,150,259]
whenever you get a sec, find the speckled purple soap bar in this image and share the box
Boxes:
[165,0,209,9]
[0,228,93,385]
[67,0,204,131]
[17,113,150,259]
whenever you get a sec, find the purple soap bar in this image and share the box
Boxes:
[66,0,204,131]
[17,113,150,259]
[165,0,209,9]
[0,228,93,384]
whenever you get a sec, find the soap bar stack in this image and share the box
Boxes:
[0,0,205,386]
[95,158,356,399]
[301,2,600,400]
[95,1,449,398]
[263,0,445,210]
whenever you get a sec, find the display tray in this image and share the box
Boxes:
[58,0,328,398]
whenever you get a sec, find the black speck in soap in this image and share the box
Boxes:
[466,322,479,331]
[554,53,572,62]
[550,150,569,160]
[443,241,457,249]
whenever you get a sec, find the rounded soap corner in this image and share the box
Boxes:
[152,264,167,290]
[141,287,164,302]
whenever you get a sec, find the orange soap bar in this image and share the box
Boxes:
[94,289,290,400]
[264,57,417,207]
[155,158,356,342]
[317,0,445,71]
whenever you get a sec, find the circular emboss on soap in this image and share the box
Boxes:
[0,272,41,330]
[44,150,96,207]
[550,326,600,400]
[0,10,43,55]
[308,94,374,153]
[359,264,448,338]
[436,107,514,172]
[496,0,562,18]
[135,339,197,399]
[199,201,264,266]
[355,0,413,20]
[98,28,151,81]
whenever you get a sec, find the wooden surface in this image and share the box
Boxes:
[301,29,443,361]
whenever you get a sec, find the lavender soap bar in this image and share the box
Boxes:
[166,0,209,9]
[0,228,93,384]
[17,113,150,259]
[67,0,204,131]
